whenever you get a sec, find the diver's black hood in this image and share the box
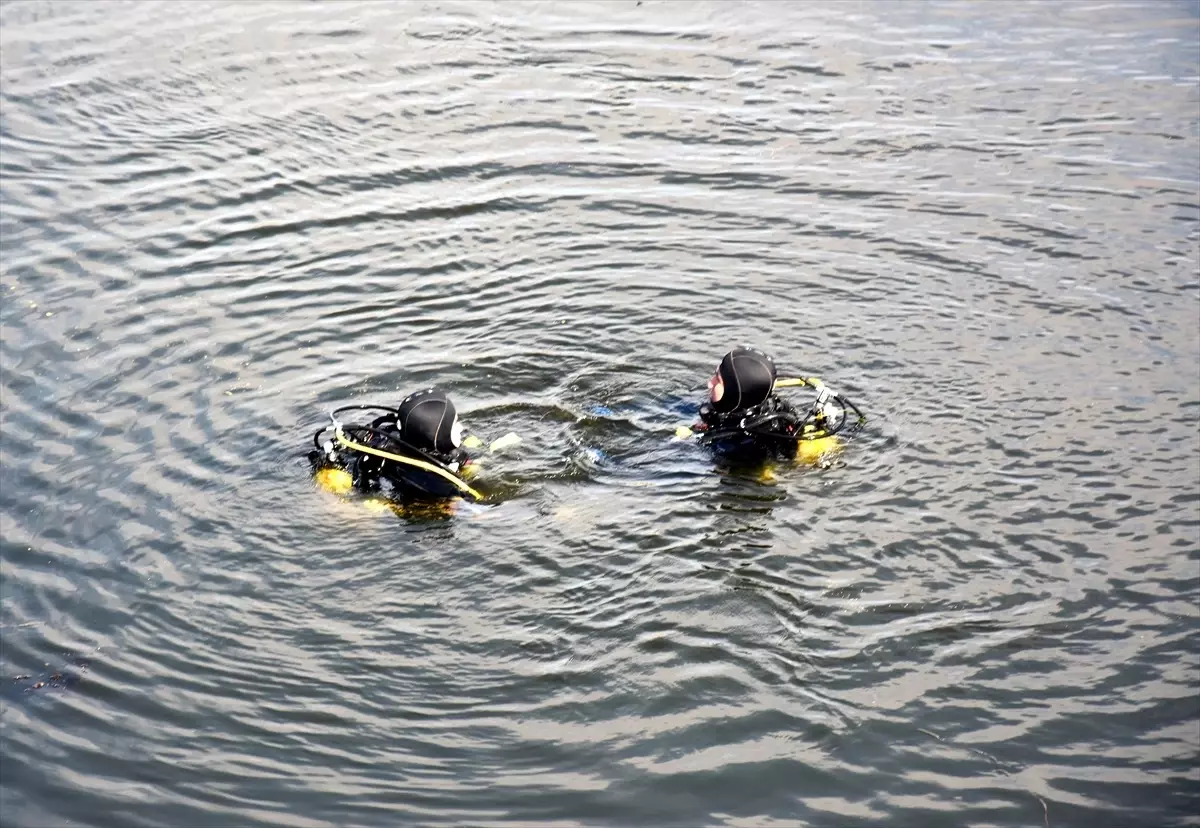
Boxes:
[396,388,460,455]
[711,346,777,414]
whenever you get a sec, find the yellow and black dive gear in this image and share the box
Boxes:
[683,376,866,464]
[310,404,485,502]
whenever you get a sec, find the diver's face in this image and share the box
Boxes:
[450,416,463,448]
[708,372,725,404]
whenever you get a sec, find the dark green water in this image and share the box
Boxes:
[2,2,1198,826]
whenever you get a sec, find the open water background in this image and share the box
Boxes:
[1,1,1198,826]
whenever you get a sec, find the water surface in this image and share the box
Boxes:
[1,1,1198,826]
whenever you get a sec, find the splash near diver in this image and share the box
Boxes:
[676,346,866,465]
[309,388,520,504]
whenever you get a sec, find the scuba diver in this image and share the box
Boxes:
[310,388,499,503]
[676,345,866,464]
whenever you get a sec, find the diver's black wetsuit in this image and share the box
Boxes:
[310,388,475,501]
[692,346,861,462]
[694,346,791,460]
[695,394,820,461]
[342,416,471,499]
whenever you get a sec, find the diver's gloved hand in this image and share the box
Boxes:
[457,430,521,479]
[490,433,522,452]
[460,432,522,454]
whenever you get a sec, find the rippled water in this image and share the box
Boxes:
[2,1,1198,826]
